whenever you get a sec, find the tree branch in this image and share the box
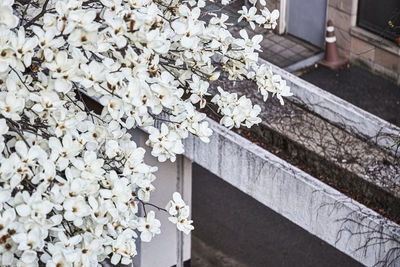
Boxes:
[23,0,50,29]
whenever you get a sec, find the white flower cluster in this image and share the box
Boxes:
[0,0,291,265]
[166,192,194,234]
[211,87,262,129]
[0,114,163,265]
[254,64,293,104]
[238,1,280,30]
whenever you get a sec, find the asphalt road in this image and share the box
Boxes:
[300,64,400,127]
[191,163,364,267]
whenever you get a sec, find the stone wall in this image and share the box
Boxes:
[268,0,400,83]
[327,0,400,84]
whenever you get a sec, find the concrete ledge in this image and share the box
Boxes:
[184,118,400,266]
[350,27,400,57]
[260,58,400,157]
[284,52,324,73]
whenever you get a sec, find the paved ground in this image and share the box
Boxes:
[191,164,364,267]
[191,236,247,267]
[258,33,320,68]
[299,64,400,127]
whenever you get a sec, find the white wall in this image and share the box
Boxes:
[133,129,192,267]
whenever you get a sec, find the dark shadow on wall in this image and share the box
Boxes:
[191,163,364,267]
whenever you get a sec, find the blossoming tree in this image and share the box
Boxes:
[0,0,291,265]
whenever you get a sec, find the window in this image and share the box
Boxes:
[357,0,400,41]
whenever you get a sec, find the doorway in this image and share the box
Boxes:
[286,0,327,48]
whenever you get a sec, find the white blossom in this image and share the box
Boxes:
[0,91,25,120]
[166,193,194,234]
[0,0,290,264]
[63,196,91,226]
[0,0,19,29]
[211,87,262,129]
[261,8,280,29]
[146,124,184,162]
[138,211,161,242]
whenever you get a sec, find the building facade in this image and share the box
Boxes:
[270,0,400,84]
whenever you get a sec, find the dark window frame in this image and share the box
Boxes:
[357,0,400,41]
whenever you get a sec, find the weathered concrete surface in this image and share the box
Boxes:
[210,69,400,220]
[183,118,400,266]
[261,59,400,158]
